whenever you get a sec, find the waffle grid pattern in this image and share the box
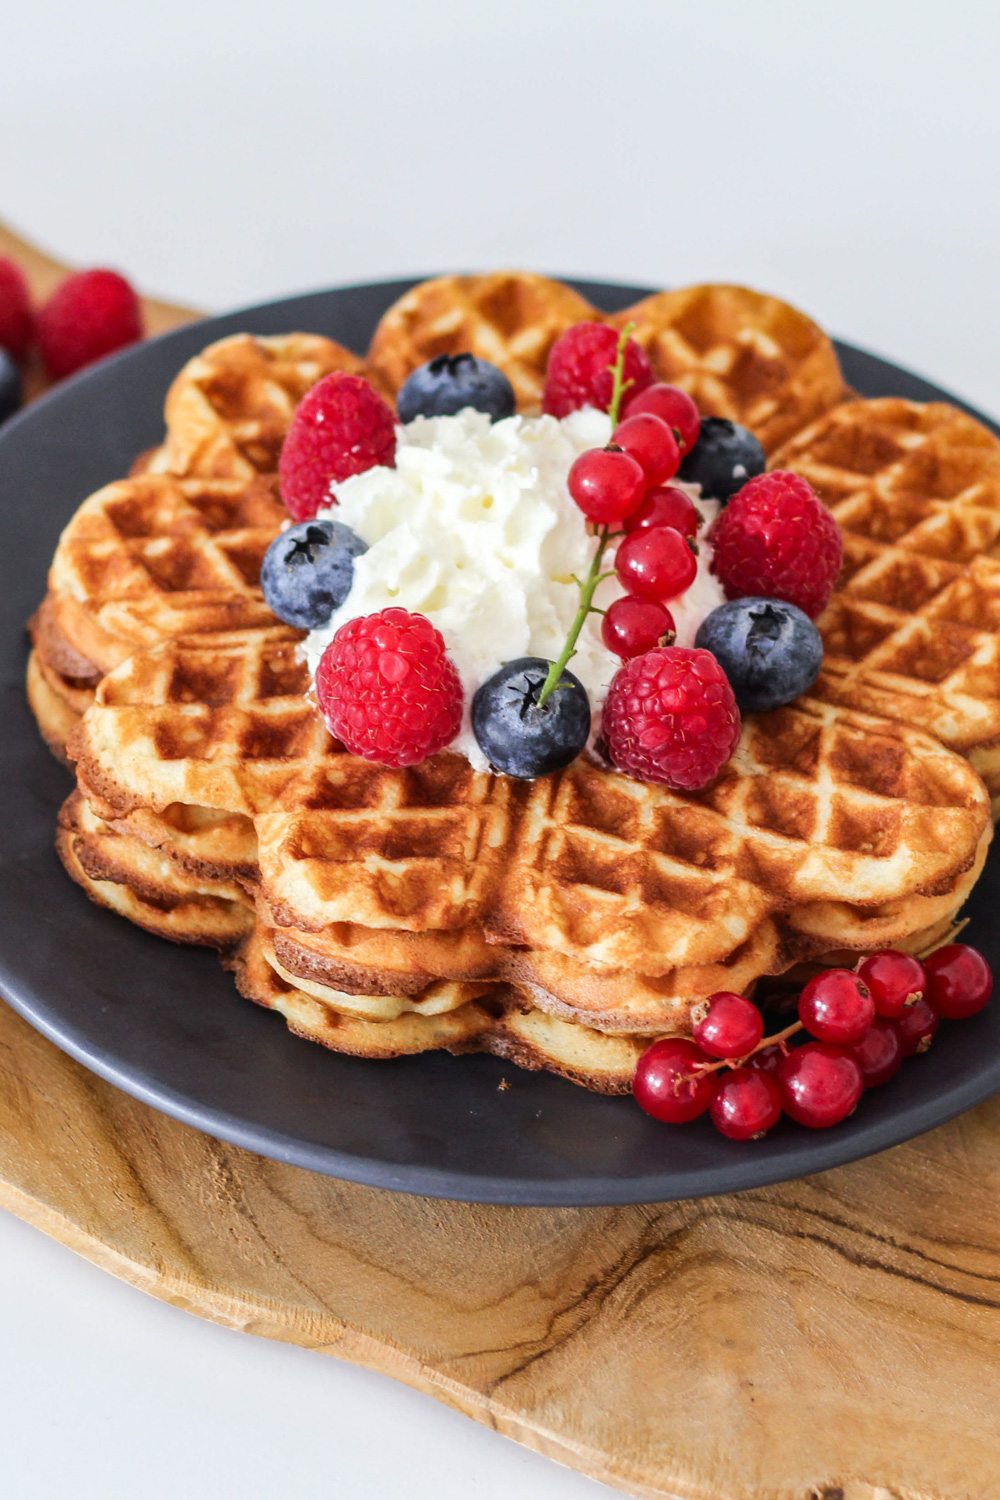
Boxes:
[777,400,1000,788]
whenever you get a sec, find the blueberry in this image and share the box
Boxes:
[0,348,22,427]
[695,597,823,713]
[677,416,765,503]
[472,657,590,778]
[397,353,516,424]
[260,519,367,630]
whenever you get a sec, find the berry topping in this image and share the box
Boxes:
[692,991,764,1059]
[397,353,516,424]
[693,597,823,713]
[0,347,22,427]
[624,486,700,539]
[279,373,397,523]
[0,257,34,362]
[709,470,843,619]
[851,1017,903,1089]
[316,608,462,766]
[710,1067,783,1140]
[601,596,675,660]
[615,525,698,601]
[471,657,591,779]
[260,519,367,630]
[923,943,993,1019]
[542,321,653,419]
[777,1043,863,1128]
[798,969,874,1045]
[633,1038,718,1124]
[856,951,926,1019]
[567,445,645,525]
[623,382,701,453]
[677,416,765,502]
[37,269,142,380]
[894,998,939,1056]
[610,413,681,487]
[602,646,741,790]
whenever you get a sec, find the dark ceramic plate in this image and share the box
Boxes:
[1,277,998,1206]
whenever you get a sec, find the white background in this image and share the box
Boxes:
[1,3,999,1495]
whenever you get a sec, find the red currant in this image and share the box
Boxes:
[615,526,698,601]
[747,1042,786,1077]
[710,1067,783,1141]
[851,1017,902,1088]
[692,991,764,1059]
[601,596,675,659]
[633,1038,717,1124]
[777,1043,863,1128]
[567,446,645,525]
[611,413,681,487]
[894,998,939,1057]
[856,950,926,1019]
[923,943,993,1020]
[624,486,700,539]
[798,969,874,1045]
[623,382,701,452]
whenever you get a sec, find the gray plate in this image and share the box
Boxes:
[1,277,997,1205]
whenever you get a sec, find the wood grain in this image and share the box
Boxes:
[3,219,999,1500]
[2,994,1000,1500]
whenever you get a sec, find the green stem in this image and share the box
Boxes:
[536,526,613,708]
[607,321,636,428]
[536,326,638,712]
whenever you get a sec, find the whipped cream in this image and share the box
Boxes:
[304,408,725,772]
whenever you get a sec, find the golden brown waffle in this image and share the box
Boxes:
[147,332,368,481]
[612,284,848,454]
[775,399,1000,797]
[29,296,1000,1092]
[367,272,596,411]
[44,472,289,676]
[57,792,254,948]
[233,928,646,1092]
[26,649,86,762]
[69,628,991,978]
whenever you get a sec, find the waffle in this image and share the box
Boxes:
[232,928,647,1092]
[42,472,289,677]
[147,332,367,481]
[57,791,254,948]
[26,649,87,762]
[68,627,990,986]
[29,289,1000,1093]
[775,399,1000,798]
[611,284,848,454]
[367,272,596,411]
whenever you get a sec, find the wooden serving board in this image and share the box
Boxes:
[3,219,1000,1499]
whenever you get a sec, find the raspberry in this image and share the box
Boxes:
[602,646,741,790]
[0,257,34,362]
[709,470,843,619]
[280,372,397,522]
[542,322,653,419]
[37,269,142,380]
[315,608,463,766]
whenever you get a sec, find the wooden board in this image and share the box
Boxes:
[3,219,1000,1499]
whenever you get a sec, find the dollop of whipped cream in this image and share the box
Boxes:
[304,408,725,772]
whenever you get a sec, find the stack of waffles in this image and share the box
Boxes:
[28,274,999,1092]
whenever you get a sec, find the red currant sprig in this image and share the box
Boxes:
[538,331,702,704]
[536,324,646,707]
[632,942,993,1141]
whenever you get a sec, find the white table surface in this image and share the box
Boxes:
[2,2,999,1495]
